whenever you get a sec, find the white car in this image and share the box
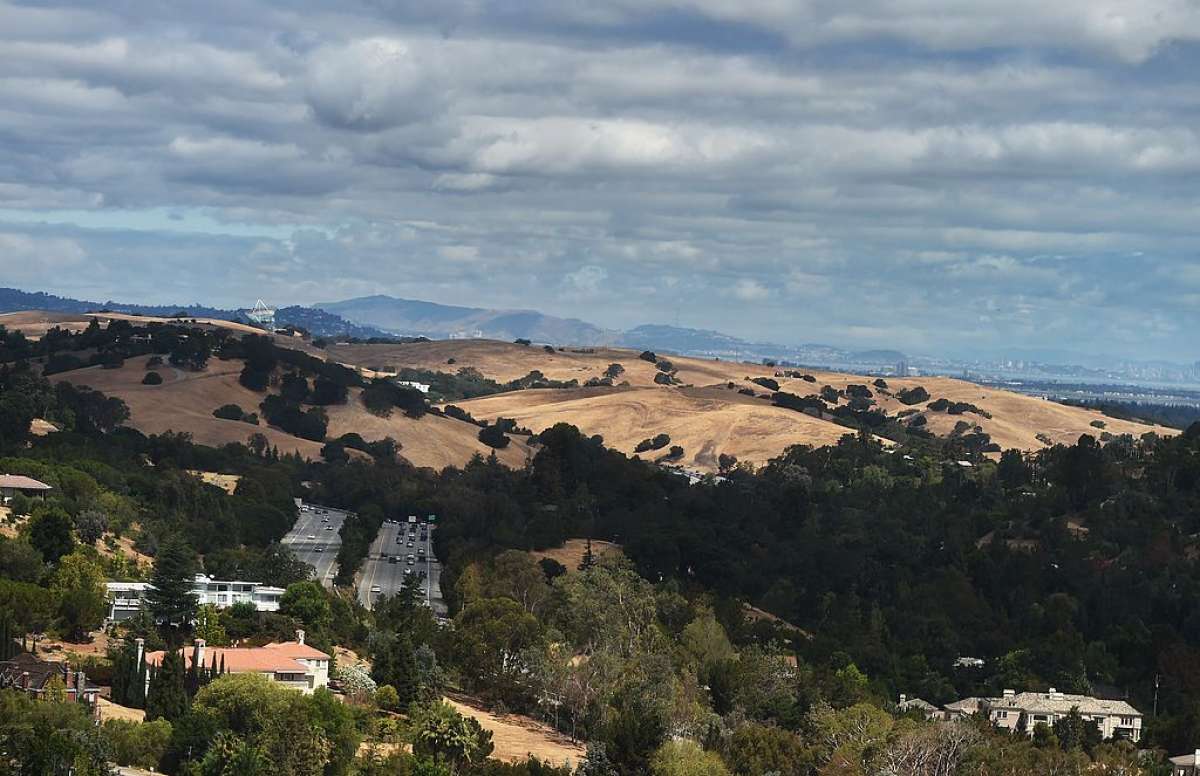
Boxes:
[370,585,382,593]
[307,534,316,540]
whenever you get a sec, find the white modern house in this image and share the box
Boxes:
[106,574,285,621]
[144,630,330,694]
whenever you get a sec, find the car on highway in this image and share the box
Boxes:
[371,585,381,593]
[388,556,397,564]
[407,555,415,564]
[406,540,414,548]
[315,547,323,553]
[307,534,316,539]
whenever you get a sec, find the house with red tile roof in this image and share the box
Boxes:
[144,630,330,694]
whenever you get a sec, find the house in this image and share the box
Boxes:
[943,696,988,720]
[0,474,52,503]
[0,653,101,716]
[144,631,330,694]
[106,574,285,621]
[979,688,1142,741]
[897,694,940,719]
[1170,750,1200,775]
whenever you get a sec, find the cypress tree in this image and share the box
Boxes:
[146,650,189,723]
[146,535,199,648]
[131,650,148,709]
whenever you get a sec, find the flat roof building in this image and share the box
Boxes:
[106,574,285,621]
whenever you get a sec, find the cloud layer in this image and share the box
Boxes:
[2,0,1199,360]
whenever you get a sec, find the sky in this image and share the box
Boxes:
[2,1,1200,362]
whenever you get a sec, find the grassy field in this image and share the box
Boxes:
[53,355,531,470]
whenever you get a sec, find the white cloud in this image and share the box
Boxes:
[732,278,770,301]
[306,38,436,131]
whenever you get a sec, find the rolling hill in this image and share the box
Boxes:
[49,354,533,471]
[324,339,1176,471]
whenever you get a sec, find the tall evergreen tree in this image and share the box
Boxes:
[371,632,420,706]
[145,649,189,722]
[146,534,198,647]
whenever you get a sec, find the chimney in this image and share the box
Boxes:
[296,629,305,645]
[1003,689,1015,700]
[135,637,144,666]
[195,639,206,667]
[20,671,29,690]
[899,694,907,705]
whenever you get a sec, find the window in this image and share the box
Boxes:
[995,711,1008,719]
[1120,717,1134,726]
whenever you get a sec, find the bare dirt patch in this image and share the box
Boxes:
[529,539,622,573]
[444,693,585,767]
[186,471,242,494]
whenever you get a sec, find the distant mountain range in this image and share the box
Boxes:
[0,287,392,340]
[315,296,910,368]
[4,287,1197,385]
[315,295,613,345]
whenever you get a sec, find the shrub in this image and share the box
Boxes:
[653,373,675,386]
[896,386,931,405]
[543,345,555,354]
[820,385,840,403]
[639,350,657,363]
[514,338,531,346]
[751,377,780,391]
[142,371,163,386]
[604,363,625,379]
[656,359,675,373]
[634,433,671,453]
[478,424,510,449]
[146,355,164,368]
[213,404,247,421]
[664,445,685,461]
[872,378,888,389]
[801,374,816,382]
[845,384,873,399]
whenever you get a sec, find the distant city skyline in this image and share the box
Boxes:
[2,2,1200,362]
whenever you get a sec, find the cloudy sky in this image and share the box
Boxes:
[2,1,1199,361]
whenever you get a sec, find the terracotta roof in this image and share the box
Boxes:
[145,643,320,675]
[262,641,330,661]
[0,474,52,491]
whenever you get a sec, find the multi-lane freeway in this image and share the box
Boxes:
[280,503,348,588]
[357,518,446,616]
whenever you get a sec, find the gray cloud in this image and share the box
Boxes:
[1,0,1199,361]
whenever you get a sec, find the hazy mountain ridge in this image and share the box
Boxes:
[0,287,391,340]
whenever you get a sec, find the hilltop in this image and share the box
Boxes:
[323,339,1175,471]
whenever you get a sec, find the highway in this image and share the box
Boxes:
[280,503,348,588]
[357,518,446,616]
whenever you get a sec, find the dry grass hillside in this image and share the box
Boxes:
[324,339,1175,470]
[0,309,266,338]
[51,355,530,470]
[460,385,861,470]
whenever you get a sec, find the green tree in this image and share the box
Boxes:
[371,631,420,707]
[146,534,199,646]
[49,551,108,641]
[0,688,111,775]
[453,597,543,704]
[146,649,190,723]
[280,580,333,635]
[26,507,75,563]
[723,722,808,776]
[410,701,494,774]
[102,718,172,769]
[0,536,44,582]
[195,603,230,646]
[650,740,729,776]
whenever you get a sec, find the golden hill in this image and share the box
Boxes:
[51,355,531,471]
[325,339,1175,471]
